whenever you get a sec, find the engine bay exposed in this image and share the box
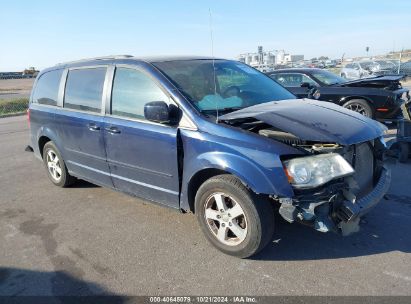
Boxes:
[226,117,344,155]
[225,116,388,236]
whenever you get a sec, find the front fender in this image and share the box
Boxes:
[180,150,295,211]
[196,151,277,191]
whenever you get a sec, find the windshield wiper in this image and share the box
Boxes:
[201,107,243,114]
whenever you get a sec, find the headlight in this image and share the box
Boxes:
[283,153,354,189]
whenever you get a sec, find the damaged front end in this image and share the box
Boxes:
[220,99,391,235]
[277,139,391,235]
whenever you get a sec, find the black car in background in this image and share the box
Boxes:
[267,68,410,121]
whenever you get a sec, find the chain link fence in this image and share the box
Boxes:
[0,78,32,118]
[0,96,29,117]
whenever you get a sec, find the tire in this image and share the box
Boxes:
[342,99,373,118]
[399,142,409,163]
[195,174,275,258]
[42,141,76,187]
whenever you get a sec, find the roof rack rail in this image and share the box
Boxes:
[56,55,134,66]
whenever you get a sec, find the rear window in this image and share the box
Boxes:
[32,69,63,106]
[64,68,106,113]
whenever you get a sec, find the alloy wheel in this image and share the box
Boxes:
[204,192,248,246]
[46,150,62,182]
[345,103,370,117]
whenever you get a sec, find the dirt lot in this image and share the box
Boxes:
[0,78,34,100]
[0,78,34,93]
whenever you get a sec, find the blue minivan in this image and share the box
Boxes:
[28,56,391,257]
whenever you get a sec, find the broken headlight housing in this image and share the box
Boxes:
[283,153,354,189]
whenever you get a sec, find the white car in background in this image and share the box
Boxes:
[341,61,398,80]
[340,61,379,80]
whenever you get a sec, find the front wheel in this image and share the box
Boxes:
[195,175,275,258]
[343,99,373,118]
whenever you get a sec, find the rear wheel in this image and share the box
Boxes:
[343,99,373,118]
[195,174,275,258]
[42,141,76,187]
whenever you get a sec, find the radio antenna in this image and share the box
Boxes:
[209,8,218,123]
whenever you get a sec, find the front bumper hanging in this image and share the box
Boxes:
[336,166,391,235]
[278,166,391,236]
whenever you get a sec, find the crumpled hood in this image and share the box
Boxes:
[332,75,405,88]
[219,99,387,145]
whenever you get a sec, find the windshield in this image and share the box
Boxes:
[311,70,347,85]
[152,59,295,113]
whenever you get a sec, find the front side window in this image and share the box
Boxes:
[64,68,106,113]
[111,68,170,120]
[271,73,318,87]
[32,69,63,106]
[152,60,295,114]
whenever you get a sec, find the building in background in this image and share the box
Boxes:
[238,46,304,71]
[284,54,304,63]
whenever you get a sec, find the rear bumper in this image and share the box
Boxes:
[337,166,391,222]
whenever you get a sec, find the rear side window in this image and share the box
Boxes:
[64,68,106,113]
[111,68,169,120]
[32,69,63,106]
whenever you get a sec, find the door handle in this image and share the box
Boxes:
[105,126,121,134]
[87,123,100,131]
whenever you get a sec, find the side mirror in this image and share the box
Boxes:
[144,101,170,123]
[144,101,181,125]
[308,88,321,100]
[300,82,313,89]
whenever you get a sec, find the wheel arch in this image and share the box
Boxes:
[186,168,237,213]
[38,135,51,158]
[338,95,375,107]
[35,127,64,160]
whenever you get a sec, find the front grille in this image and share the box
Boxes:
[343,142,374,199]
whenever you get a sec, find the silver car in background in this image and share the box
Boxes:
[340,61,379,80]
[341,60,399,80]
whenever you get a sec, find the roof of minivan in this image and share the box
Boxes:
[54,55,224,68]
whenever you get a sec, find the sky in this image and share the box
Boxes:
[1,0,410,71]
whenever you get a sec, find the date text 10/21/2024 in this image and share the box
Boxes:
[149,296,257,303]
